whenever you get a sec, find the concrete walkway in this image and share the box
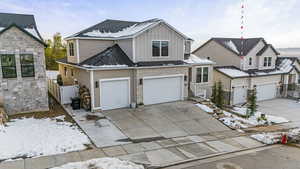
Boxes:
[0,130,265,169]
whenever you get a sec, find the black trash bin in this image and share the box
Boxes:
[71,97,81,110]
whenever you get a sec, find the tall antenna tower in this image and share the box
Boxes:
[240,0,245,57]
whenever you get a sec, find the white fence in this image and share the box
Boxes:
[48,79,79,104]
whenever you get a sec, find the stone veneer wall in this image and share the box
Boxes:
[0,27,49,115]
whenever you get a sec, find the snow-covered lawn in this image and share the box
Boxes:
[51,158,144,169]
[251,128,300,145]
[0,116,91,161]
[195,103,214,113]
[195,103,289,129]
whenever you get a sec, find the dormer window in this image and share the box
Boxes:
[249,58,252,66]
[263,57,272,67]
[69,42,75,56]
[152,41,169,57]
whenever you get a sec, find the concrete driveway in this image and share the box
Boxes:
[257,99,300,124]
[103,101,230,141]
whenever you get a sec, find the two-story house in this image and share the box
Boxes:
[193,38,300,105]
[57,19,214,111]
[0,13,49,115]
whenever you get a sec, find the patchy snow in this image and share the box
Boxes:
[224,40,239,54]
[217,68,249,78]
[0,27,4,31]
[83,21,158,38]
[51,157,144,169]
[184,54,214,65]
[82,64,128,68]
[46,70,59,80]
[220,117,248,129]
[251,133,281,144]
[0,117,90,160]
[195,104,214,113]
[232,107,289,124]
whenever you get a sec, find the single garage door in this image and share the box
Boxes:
[143,75,183,105]
[100,78,130,110]
[233,86,247,105]
[256,83,277,101]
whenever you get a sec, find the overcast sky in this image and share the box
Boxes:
[1,0,299,49]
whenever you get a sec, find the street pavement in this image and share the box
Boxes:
[162,145,300,169]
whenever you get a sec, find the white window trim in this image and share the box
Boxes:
[263,56,272,67]
[68,41,75,57]
[195,66,209,84]
[151,40,170,58]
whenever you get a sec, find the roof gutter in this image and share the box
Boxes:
[57,60,190,71]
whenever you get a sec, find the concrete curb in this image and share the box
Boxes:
[149,144,280,169]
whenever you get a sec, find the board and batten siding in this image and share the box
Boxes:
[117,39,133,61]
[193,40,241,69]
[78,39,114,63]
[134,23,185,62]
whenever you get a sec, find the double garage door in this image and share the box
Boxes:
[232,83,277,105]
[100,75,183,110]
[256,83,277,101]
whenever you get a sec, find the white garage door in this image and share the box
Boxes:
[143,75,183,105]
[233,86,247,105]
[100,78,130,110]
[256,83,277,101]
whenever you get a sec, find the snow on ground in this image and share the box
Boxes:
[195,103,214,113]
[184,54,214,65]
[232,107,289,124]
[0,117,90,161]
[51,157,144,169]
[195,103,288,129]
[251,133,281,144]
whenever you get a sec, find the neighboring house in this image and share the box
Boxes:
[193,37,300,105]
[57,19,214,111]
[0,13,48,115]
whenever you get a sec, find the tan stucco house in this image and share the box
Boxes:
[0,13,49,115]
[193,38,300,105]
[57,19,214,111]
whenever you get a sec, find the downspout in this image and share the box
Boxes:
[90,70,95,111]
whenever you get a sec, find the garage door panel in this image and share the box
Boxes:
[143,76,183,105]
[233,87,247,105]
[100,79,130,110]
[256,84,276,101]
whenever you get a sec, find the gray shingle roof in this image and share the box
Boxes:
[212,38,263,56]
[69,18,161,39]
[0,12,44,43]
[80,44,135,67]
[257,44,280,56]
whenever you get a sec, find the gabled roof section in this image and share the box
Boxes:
[66,18,191,40]
[0,13,45,46]
[276,57,300,73]
[193,38,264,56]
[80,44,135,68]
[257,44,280,56]
[184,54,214,65]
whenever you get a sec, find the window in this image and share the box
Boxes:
[152,41,169,57]
[249,58,252,66]
[69,42,74,56]
[196,67,209,83]
[71,69,74,77]
[20,54,35,77]
[1,54,17,78]
[264,57,272,67]
[64,67,67,76]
